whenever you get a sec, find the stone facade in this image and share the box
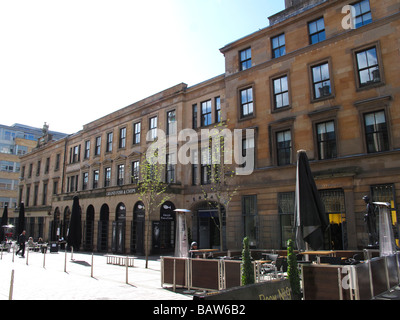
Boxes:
[19,0,400,254]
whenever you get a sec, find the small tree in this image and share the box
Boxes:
[201,121,239,251]
[137,153,170,268]
[241,237,254,285]
[287,239,301,300]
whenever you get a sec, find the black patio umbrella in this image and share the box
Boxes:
[0,205,8,241]
[67,196,82,251]
[17,202,25,235]
[295,150,329,250]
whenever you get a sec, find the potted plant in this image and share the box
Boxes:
[287,239,302,300]
[241,237,254,285]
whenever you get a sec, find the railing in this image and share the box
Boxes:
[302,252,400,300]
[161,256,283,292]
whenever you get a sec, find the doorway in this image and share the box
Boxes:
[112,202,126,253]
[194,201,226,250]
[84,205,95,251]
[132,201,145,255]
[97,204,109,252]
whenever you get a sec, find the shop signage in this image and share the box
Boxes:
[106,188,137,197]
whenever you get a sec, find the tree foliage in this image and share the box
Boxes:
[137,152,170,268]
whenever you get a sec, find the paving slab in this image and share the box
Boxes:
[0,250,191,300]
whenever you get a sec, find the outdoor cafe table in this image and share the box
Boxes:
[189,249,219,258]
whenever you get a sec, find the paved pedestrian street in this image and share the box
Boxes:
[0,250,192,300]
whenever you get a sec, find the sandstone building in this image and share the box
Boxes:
[18,0,400,254]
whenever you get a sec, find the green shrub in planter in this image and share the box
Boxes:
[287,239,302,300]
[241,237,254,285]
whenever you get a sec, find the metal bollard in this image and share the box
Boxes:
[91,253,94,278]
[126,256,129,284]
[9,270,14,300]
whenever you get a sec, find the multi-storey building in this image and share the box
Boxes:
[19,0,400,254]
[0,123,67,237]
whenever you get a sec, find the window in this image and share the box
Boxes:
[71,145,80,163]
[273,75,289,109]
[240,135,255,168]
[34,185,38,206]
[192,104,198,129]
[166,153,176,183]
[45,157,50,174]
[364,110,389,153]
[36,160,41,176]
[119,127,126,149]
[311,62,332,100]
[201,100,212,127]
[28,163,32,178]
[106,132,113,152]
[201,148,211,185]
[355,47,381,87]
[84,141,90,159]
[240,48,252,71]
[117,164,125,186]
[104,167,111,187]
[276,130,292,166]
[55,154,60,171]
[149,116,157,140]
[215,97,221,123]
[242,195,258,246]
[192,150,199,185]
[272,34,285,58]
[53,181,58,195]
[240,87,254,118]
[26,186,30,206]
[131,161,139,184]
[133,122,141,145]
[93,170,99,189]
[95,136,101,156]
[316,121,337,160]
[82,172,89,190]
[278,192,295,248]
[167,110,176,135]
[353,0,372,29]
[308,17,325,44]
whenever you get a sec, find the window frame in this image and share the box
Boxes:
[239,47,252,71]
[308,58,334,102]
[271,33,286,59]
[166,110,176,136]
[106,132,113,153]
[133,122,141,145]
[270,72,291,111]
[94,136,101,156]
[352,0,372,29]
[149,116,158,141]
[308,17,326,45]
[269,118,295,167]
[352,42,384,90]
[119,127,126,149]
[201,100,212,127]
[117,164,125,186]
[363,110,390,154]
[239,86,254,119]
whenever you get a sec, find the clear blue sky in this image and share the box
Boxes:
[0,0,285,134]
